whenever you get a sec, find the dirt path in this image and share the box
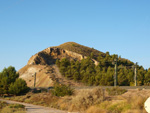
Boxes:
[0,99,67,113]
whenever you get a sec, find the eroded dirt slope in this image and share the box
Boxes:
[19,64,82,87]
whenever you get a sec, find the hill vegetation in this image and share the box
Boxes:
[56,42,150,86]
[58,42,133,65]
[58,42,105,59]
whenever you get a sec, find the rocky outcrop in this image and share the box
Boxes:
[27,47,99,66]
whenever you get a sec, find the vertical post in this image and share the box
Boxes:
[114,55,118,87]
[34,72,36,88]
[134,62,137,86]
[103,89,105,101]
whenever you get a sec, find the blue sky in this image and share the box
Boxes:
[0,0,150,71]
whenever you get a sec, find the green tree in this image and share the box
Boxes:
[0,66,29,95]
[137,67,146,85]
[9,78,29,95]
[118,69,129,86]
[90,52,94,59]
[73,72,80,81]
[59,58,70,77]
[0,77,9,94]
[0,66,19,84]
[88,74,95,85]
[0,66,19,94]
[51,83,74,97]
[105,67,114,85]
[55,59,60,67]
[144,69,150,85]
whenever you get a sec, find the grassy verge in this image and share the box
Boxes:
[106,87,127,96]
[86,95,147,113]
[3,87,105,112]
[0,101,26,113]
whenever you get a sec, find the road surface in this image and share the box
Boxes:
[0,99,67,113]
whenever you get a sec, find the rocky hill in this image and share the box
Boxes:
[19,42,102,87]
[19,42,135,87]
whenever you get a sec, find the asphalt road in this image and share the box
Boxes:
[0,99,67,113]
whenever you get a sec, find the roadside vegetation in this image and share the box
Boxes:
[106,87,127,96]
[51,83,74,97]
[2,86,148,113]
[0,66,28,113]
[0,101,25,113]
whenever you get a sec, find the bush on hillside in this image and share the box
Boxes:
[71,87,105,111]
[8,104,25,109]
[106,87,127,96]
[51,83,74,97]
[9,78,29,95]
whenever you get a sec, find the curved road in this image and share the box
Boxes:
[0,99,67,113]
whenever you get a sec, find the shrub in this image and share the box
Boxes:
[1,105,25,113]
[0,102,25,113]
[86,106,107,113]
[71,87,105,111]
[107,102,131,113]
[51,84,74,97]
[106,87,127,96]
[0,66,29,96]
[127,95,146,110]
[8,104,25,109]
[0,101,8,109]
[9,78,29,95]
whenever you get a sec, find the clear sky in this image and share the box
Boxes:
[0,0,150,71]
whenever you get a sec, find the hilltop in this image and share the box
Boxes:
[57,42,105,59]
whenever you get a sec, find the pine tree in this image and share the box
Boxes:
[0,66,29,96]
[9,78,29,95]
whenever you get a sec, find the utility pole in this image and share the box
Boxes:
[134,62,138,86]
[34,72,36,88]
[114,55,118,87]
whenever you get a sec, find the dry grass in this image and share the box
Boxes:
[124,95,147,113]
[58,42,104,58]
[106,87,127,96]
[1,106,26,113]
[86,97,147,113]
[86,89,148,113]
[86,106,107,113]
[3,88,150,113]
[70,87,105,111]
[124,110,147,113]
[0,102,25,113]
